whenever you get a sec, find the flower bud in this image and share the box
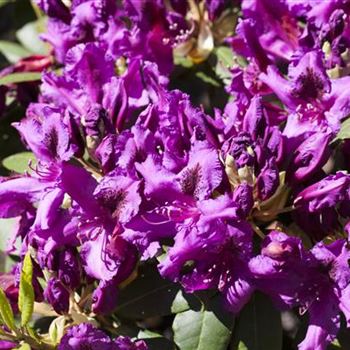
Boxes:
[58,249,81,289]
[44,278,69,314]
[91,280,118,315]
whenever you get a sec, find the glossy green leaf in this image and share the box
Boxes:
[173,300,234,350]
[16,18,49,55]
[171,290,190,313]
[0,287,15,331]
[139,332,176,350]
[231,292,282,350]
[138,330,177,349]
[2,152,36,173]
[333,117,350,142]
[115,264,180,319]
[0,40,31,64]
[171,289,201,314]
[18,252,35,326]
[0,72,41,85]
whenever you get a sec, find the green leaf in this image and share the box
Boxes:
[115,264,181,319]
[171,289,201,314]
[0,72,42,86]
[2,152,36,174]
[16,18,49,55]
[173,300,234,350]
[18,252,35,327]
[215,46,235,69]
[195,71,221,87]
[49,316,66,345]
[333,117,350,142]
[237,342,248,350]
[231,292,282,350]
[139,331,175,350]
[174,55,194,68]
[0,0,12,8]
[0,287,16,331]
[212,46,235,84]
[0,40,31,64]
[138,330,163,339]
[171,290,192,314]
[3,152,36,173]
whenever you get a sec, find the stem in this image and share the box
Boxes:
[30,1,43,19]
[259,205,295,217]
[78,285,94,309]
[251,222,265,239]
[96,315,119,336]
[0,333,17,341]
[75,158,102,179]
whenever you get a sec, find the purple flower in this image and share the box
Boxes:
[37,0,117,62]
[159,195,254,313]
[287,131,331,183]
[260,50,330,110]
[260,50,350,140]
[250,231,350,350]
[14,104,76,162]
[292,172,350,240]
[35,0,70,22]
[0,340,18,350]
[249,231,320,309]
[58,323,147,350]
[4,0,350,345]
[41,43,167,147]
[256,158,279,201]
[241,0,302,61]
[95,125,156,174]
[123,138,223,258]
[230,19,270,71]
[115,336,148,350]
[81,231,137,284]
[232,183,254,218]
[59,164,140,284]
[38,0,177,75]
[176,140,223,200]
[59,323,117,350]
[305,0,350,29]
[137,90,219,172]
[295,172,350,212]
[221,96,281,202]
[206,0,227,21]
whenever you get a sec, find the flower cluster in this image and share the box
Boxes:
[1,0,350,349]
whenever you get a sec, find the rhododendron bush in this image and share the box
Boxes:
[1,0,350,349]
